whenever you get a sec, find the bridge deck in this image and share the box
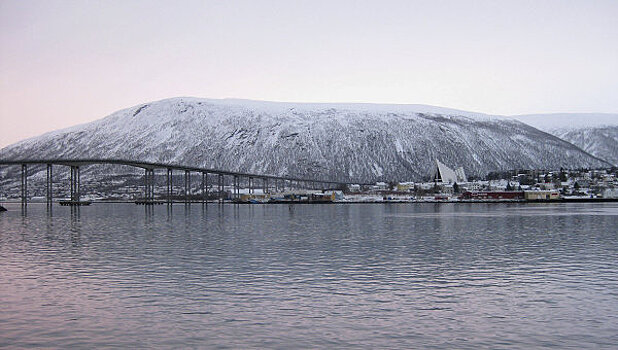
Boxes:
[0,158,370,185]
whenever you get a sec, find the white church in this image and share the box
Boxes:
[432,159,467,183]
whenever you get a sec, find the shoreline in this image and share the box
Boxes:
[2,198,617,206]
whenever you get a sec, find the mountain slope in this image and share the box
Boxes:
[548,126,618,166]
[0,98,611,182]
[510,113,618,166]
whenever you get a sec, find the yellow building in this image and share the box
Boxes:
[396,182,414,192]
[524,191,560,201]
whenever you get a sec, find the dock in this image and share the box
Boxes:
[134,200,166,205]
[58,200,92,206]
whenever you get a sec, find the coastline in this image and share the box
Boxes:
[2,198,617,206]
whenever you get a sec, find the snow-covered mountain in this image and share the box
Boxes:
[510,113,618,166]
[0,98,612,183]
[548,126,618,166]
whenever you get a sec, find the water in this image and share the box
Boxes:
[1,202,617,349]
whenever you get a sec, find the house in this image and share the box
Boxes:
[373,182,389,190]
[348,184,361,192]
[602,188,618,199]
[396,182,414,192]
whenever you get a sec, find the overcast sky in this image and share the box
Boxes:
[1,0,617,147]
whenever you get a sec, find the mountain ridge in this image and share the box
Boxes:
[508,113,618,166]
[0,97,613,182]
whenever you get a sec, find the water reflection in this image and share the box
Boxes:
[0,202,616,349]
[69,206,80,235]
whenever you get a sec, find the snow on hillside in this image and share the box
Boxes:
[510,113,618,166]
[547,126,618,166]
[0,98,612,183]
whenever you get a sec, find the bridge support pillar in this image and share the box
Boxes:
[46,164,52,206]
[70,166,80,202]
[233,175,238,201]
[184,170,190,203]
[144,169,149,201]
[143,168,154,202]
[249,177,253,194]
[166,168,172,204]
[21,164,27,206]
[218,174,224,202]
[202,172,207,204]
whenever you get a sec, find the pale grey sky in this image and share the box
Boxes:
[1,0,617,147]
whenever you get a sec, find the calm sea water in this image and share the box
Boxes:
[1,202,617,349]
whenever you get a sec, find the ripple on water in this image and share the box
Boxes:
[0,202,617,348]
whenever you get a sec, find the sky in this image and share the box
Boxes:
[0,0,617,148]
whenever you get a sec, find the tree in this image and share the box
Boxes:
[388,181,398,191]
[432,183,440,194]
[453,182,460,193]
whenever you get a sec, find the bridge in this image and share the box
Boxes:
[0,158,365,205]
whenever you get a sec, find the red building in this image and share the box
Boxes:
[459,191,524,200]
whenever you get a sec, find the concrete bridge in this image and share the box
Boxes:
[0,158,363,205]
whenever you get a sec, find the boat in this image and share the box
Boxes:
[239,193,271,203]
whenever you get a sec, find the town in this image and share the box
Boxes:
[353,162,618,203]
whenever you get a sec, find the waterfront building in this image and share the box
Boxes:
[524,190,560,201]
[459,191,525,200]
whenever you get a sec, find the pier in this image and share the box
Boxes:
[58,200,92,206]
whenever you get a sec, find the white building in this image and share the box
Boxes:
[602,188,618,199]
[373,182,389,190]
[348,184,361,192]
[432,159,467,183]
